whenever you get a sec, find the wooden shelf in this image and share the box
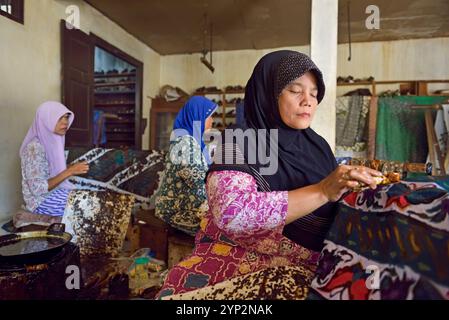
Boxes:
[224,89,245,94]
[116,112,135,116]
[107,120,135,124]
[106,130,135,134]
[104,142,135,148]
[337,81,373,86]
[94,72,136,78]
[94,90,135,95]
[108,137,135,142]
[195,91,223,95]
[94,82,135,88]
[95,102,135,106]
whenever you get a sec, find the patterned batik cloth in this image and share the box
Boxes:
[309,177,449,300]
[162,265,314,300]
[156,170,320,299]
[155,135,210,236]
[66,147,166,210]
[63,190,135,257]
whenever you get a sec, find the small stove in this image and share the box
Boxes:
[0,242,82,300]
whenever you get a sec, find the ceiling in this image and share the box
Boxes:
[85,0,449,55]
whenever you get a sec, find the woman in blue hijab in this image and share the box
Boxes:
[155,96,217,235]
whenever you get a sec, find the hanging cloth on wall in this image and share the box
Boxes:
[430,104,449,172]
[375,96,449,163]
[93,110,107,146]
[335,95,370,158]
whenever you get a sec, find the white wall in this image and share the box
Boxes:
[0,0,160,220]
[161,37,449,96]
[337,37,449,95]
[160,37,449,150]
[160,45,311,94]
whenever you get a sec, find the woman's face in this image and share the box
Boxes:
[54,113,71,136]
[205,115,213,131]
[277,71,319,130]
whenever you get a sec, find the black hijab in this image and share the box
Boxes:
[209,50,337,252]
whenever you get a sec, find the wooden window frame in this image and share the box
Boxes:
[0,0,24,24]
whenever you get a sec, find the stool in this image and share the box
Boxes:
[133,209,195,266]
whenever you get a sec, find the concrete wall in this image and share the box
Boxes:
[0,0,160,220]
[337,37,449,95]
[160,46,311,94]
[160,37,449,150]
[161,37,449,96]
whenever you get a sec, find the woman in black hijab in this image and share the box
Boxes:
[157,51,381,299]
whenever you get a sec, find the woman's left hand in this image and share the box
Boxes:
[318,165,383,202]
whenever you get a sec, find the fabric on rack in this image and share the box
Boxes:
[431,104,449,173]
[93,110,107,145]
[335,95,370,158]
[375,96,449,163]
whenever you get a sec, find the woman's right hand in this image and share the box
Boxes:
[318,165,383,202]
[68,161,89,176]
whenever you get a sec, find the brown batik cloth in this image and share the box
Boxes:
[63,190,135,257]
[162,265,314,300]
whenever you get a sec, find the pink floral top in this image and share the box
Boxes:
[157,170,321,298]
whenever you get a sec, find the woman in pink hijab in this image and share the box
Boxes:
[20,101,89,217]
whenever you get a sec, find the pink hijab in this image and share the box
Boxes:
[20,101,75,189]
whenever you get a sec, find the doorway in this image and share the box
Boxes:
[61,21,144,149]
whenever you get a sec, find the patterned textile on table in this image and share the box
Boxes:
[162,265,314,300]
[309,176,449,300]
[155,135,209,236]
[66,147,166,210]
[375,96,449,163]
[335,95,370,158]
[63,190,135,257]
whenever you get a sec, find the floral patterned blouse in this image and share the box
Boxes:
[20,137,70,213]
[157,170,321,299]
[155,135,209,235]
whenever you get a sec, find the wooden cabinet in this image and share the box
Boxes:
[150,97,189,151]
[93,71,139,148]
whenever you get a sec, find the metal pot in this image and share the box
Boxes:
[0,223,72,265]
